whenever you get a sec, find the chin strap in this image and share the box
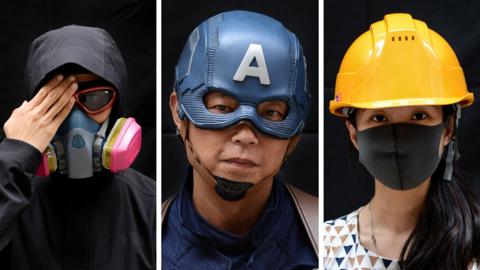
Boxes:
[178,119,300,201]
[443,103,461,181]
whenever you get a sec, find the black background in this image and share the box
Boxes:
[325,0,480,220]
[0,0,156,179]
[161,0,319,201]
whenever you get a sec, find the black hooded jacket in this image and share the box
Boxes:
[0,25,155,269]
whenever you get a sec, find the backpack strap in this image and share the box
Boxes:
[284,183,318,257]
[161,196,175,224]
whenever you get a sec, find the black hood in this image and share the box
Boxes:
[24,25,127,116]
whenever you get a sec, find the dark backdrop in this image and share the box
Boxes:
[162,0,319,201]
[325,0,480,220]
[0,0,155,179]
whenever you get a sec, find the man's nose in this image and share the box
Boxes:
[231,122,259,146]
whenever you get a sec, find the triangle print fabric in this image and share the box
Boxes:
[323,210,480,270]
[323,210,399,270]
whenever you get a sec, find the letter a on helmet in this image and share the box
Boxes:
[233,43,271,85]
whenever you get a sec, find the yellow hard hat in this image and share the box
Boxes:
[329,13,474,117]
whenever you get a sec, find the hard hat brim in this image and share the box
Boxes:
[329,93,474,117]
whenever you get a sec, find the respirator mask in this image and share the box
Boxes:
[36,82,142,179]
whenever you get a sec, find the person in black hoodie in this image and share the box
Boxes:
[0,25,155,269]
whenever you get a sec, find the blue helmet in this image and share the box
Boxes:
[175,10,310,139]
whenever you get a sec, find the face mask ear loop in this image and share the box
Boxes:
[93,116,110,172]
[443,103,461,181]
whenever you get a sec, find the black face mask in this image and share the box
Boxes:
[214,177,254,201]
[356,123,445,190]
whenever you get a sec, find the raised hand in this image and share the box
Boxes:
[3,75,77,152]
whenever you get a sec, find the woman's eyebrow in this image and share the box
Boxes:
[360,110,386,118]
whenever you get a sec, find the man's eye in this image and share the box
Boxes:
[371,115,387,122]
[257,100,288,121]
[204,91,238,113]
[210,104,233,113]
[411,112,427,120]
[262,110,284,121]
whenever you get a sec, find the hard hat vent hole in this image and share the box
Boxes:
[392,35,415,42]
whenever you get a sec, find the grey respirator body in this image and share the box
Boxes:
[54,107,102,179]
[37,107,142,179]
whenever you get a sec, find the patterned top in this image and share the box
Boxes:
[324,209,399,270]
[324,209,479,270]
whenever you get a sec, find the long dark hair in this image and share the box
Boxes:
[399,162,480,269]
[348,108,480,269]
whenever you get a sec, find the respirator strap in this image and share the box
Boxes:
[93,116,110,172]
[53,138,67,174]
[443,103,461,181]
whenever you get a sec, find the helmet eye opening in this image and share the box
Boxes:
[203,91,239,114]
[203,90,289,122]
[257,100,289,122]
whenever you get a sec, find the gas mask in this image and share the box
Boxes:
[356,123,446,190]
[36,83,142,179]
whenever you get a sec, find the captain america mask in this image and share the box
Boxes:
[175,10,310,139]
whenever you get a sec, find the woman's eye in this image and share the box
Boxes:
[371,115,387,122]
[411,112,427,120]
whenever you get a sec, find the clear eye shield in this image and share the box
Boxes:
[74,80,117,114]
[174,10,310,139]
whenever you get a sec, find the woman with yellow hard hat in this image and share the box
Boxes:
[324,13,480,269]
